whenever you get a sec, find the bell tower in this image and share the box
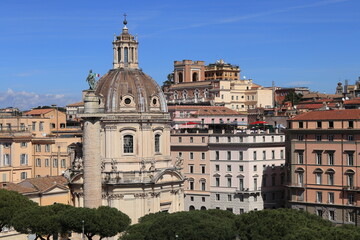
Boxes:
[113,14,139,69]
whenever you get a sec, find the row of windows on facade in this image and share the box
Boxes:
[2,142,53,152]
[296,168,355,186]
[296,120,354,129]
[189,163,283,174]
[123,134,161,153]
[0,122,65,131]
[2,154,66,168]
[296,151,355,165]
[178,135,283,144]
[296,190,356,207]
[297,134,355,141]
[204,72,239,78]
[179,150,284,161]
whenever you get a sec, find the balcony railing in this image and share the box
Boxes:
[343,186,360,192]
[235,187,261,194]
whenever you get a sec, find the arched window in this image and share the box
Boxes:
[345,169,355,187]
[155,134,160,153]
[182,90,188,99]
[124,47,128,63]
[194,89,200,99]
[123,135,133,153]
[189,205,195,211]
[201,206,207,210]
[192,72,198,82]
[178,72,183,83]
[118,48,121,62]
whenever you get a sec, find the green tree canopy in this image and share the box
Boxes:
[0,189,37,229]
[282,92,303,105]
[60,206,130,240]
[121,209,237,240]
[235,209,335,240]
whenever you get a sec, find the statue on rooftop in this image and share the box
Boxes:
[86,69,97,90]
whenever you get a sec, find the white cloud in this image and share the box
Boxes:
[0,89,80,110]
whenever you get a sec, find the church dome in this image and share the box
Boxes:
[95,68,167,113]
[93,17,167,113]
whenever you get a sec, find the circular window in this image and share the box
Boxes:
[124,98,131,105]
[152,98,157,105]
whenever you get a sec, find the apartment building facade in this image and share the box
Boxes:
[171,127,286,213]
[286,109,360,224]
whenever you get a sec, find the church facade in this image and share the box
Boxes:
[69,18,185,224]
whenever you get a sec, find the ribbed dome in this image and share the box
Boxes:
[95,68,167,113]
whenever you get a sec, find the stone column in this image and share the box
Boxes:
[83,118,101,208]
[82,90,102,208]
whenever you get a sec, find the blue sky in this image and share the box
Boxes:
[0,0,359,109]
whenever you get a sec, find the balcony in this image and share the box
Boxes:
[287,183,305,189]
[235,187,261,194]
[343,186,360,192]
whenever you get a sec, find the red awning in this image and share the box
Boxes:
[250,121,268,125]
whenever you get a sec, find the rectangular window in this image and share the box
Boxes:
[20,154,28,165]
[240,209,244,214]
[201,165,205,174]
[329,211,335,221]
[215,151,219,160]
[227,178,232,187]
[201,152,205,160]
[253,165,257,171]
[227,194,232,201]
[189,165,194,173]
[227,137,231,142]
[53,158,58,167]
[189,181,194,190]
[253,136,256,142]
[316,135,322,141]
[179,137,182,143]
[227,165,231,172]
[21,142,27,148]
[263,151,266,160]
[316,173,322,185]
[316,192,323,203]
[272,150,275,160]
[316,152,322,165]
[45,144,50,152]
[329,121,334,128]
[216,177,220,187]
[328,192,334,204]
[39,121,44,131]
[328,135,334,141]
[347,152,354,166]
[61,159,66,168]
[216,136,219,143]
[253,151,257,160]
[271,136,274,142]
[280,150,284,159]
[328,174,334,185]
[298,151,304,164]
[190,137,193,143]
[202,137,205,143]
[239,165,243,172]
[35,144,41,152]
[297,135,304,141]
[45,158,49,167]
[227,151,231,160]
[348,135,354,141]
[239,151,243,161]
[190,152,194,160]
[263,136,266,142]
[317,121,322,129]
[349,121,354,128]
[32,122,36,131]
[216,194,220,201]
[3,154,11,166]
[36,158,41,167]
[348,193,354,205]
[239,136,243,142]
[299,122,304,128]
[328,152,334,165]
[215,165,220,171]
[317,209,323,217]
[20,172,27,180]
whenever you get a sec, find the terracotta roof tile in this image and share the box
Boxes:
[24,109,53,115]
[66,101,84,107]
[344,98,360,105]
[18,176,68,192]
[0,182,37,194]
[291,109,360,121]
